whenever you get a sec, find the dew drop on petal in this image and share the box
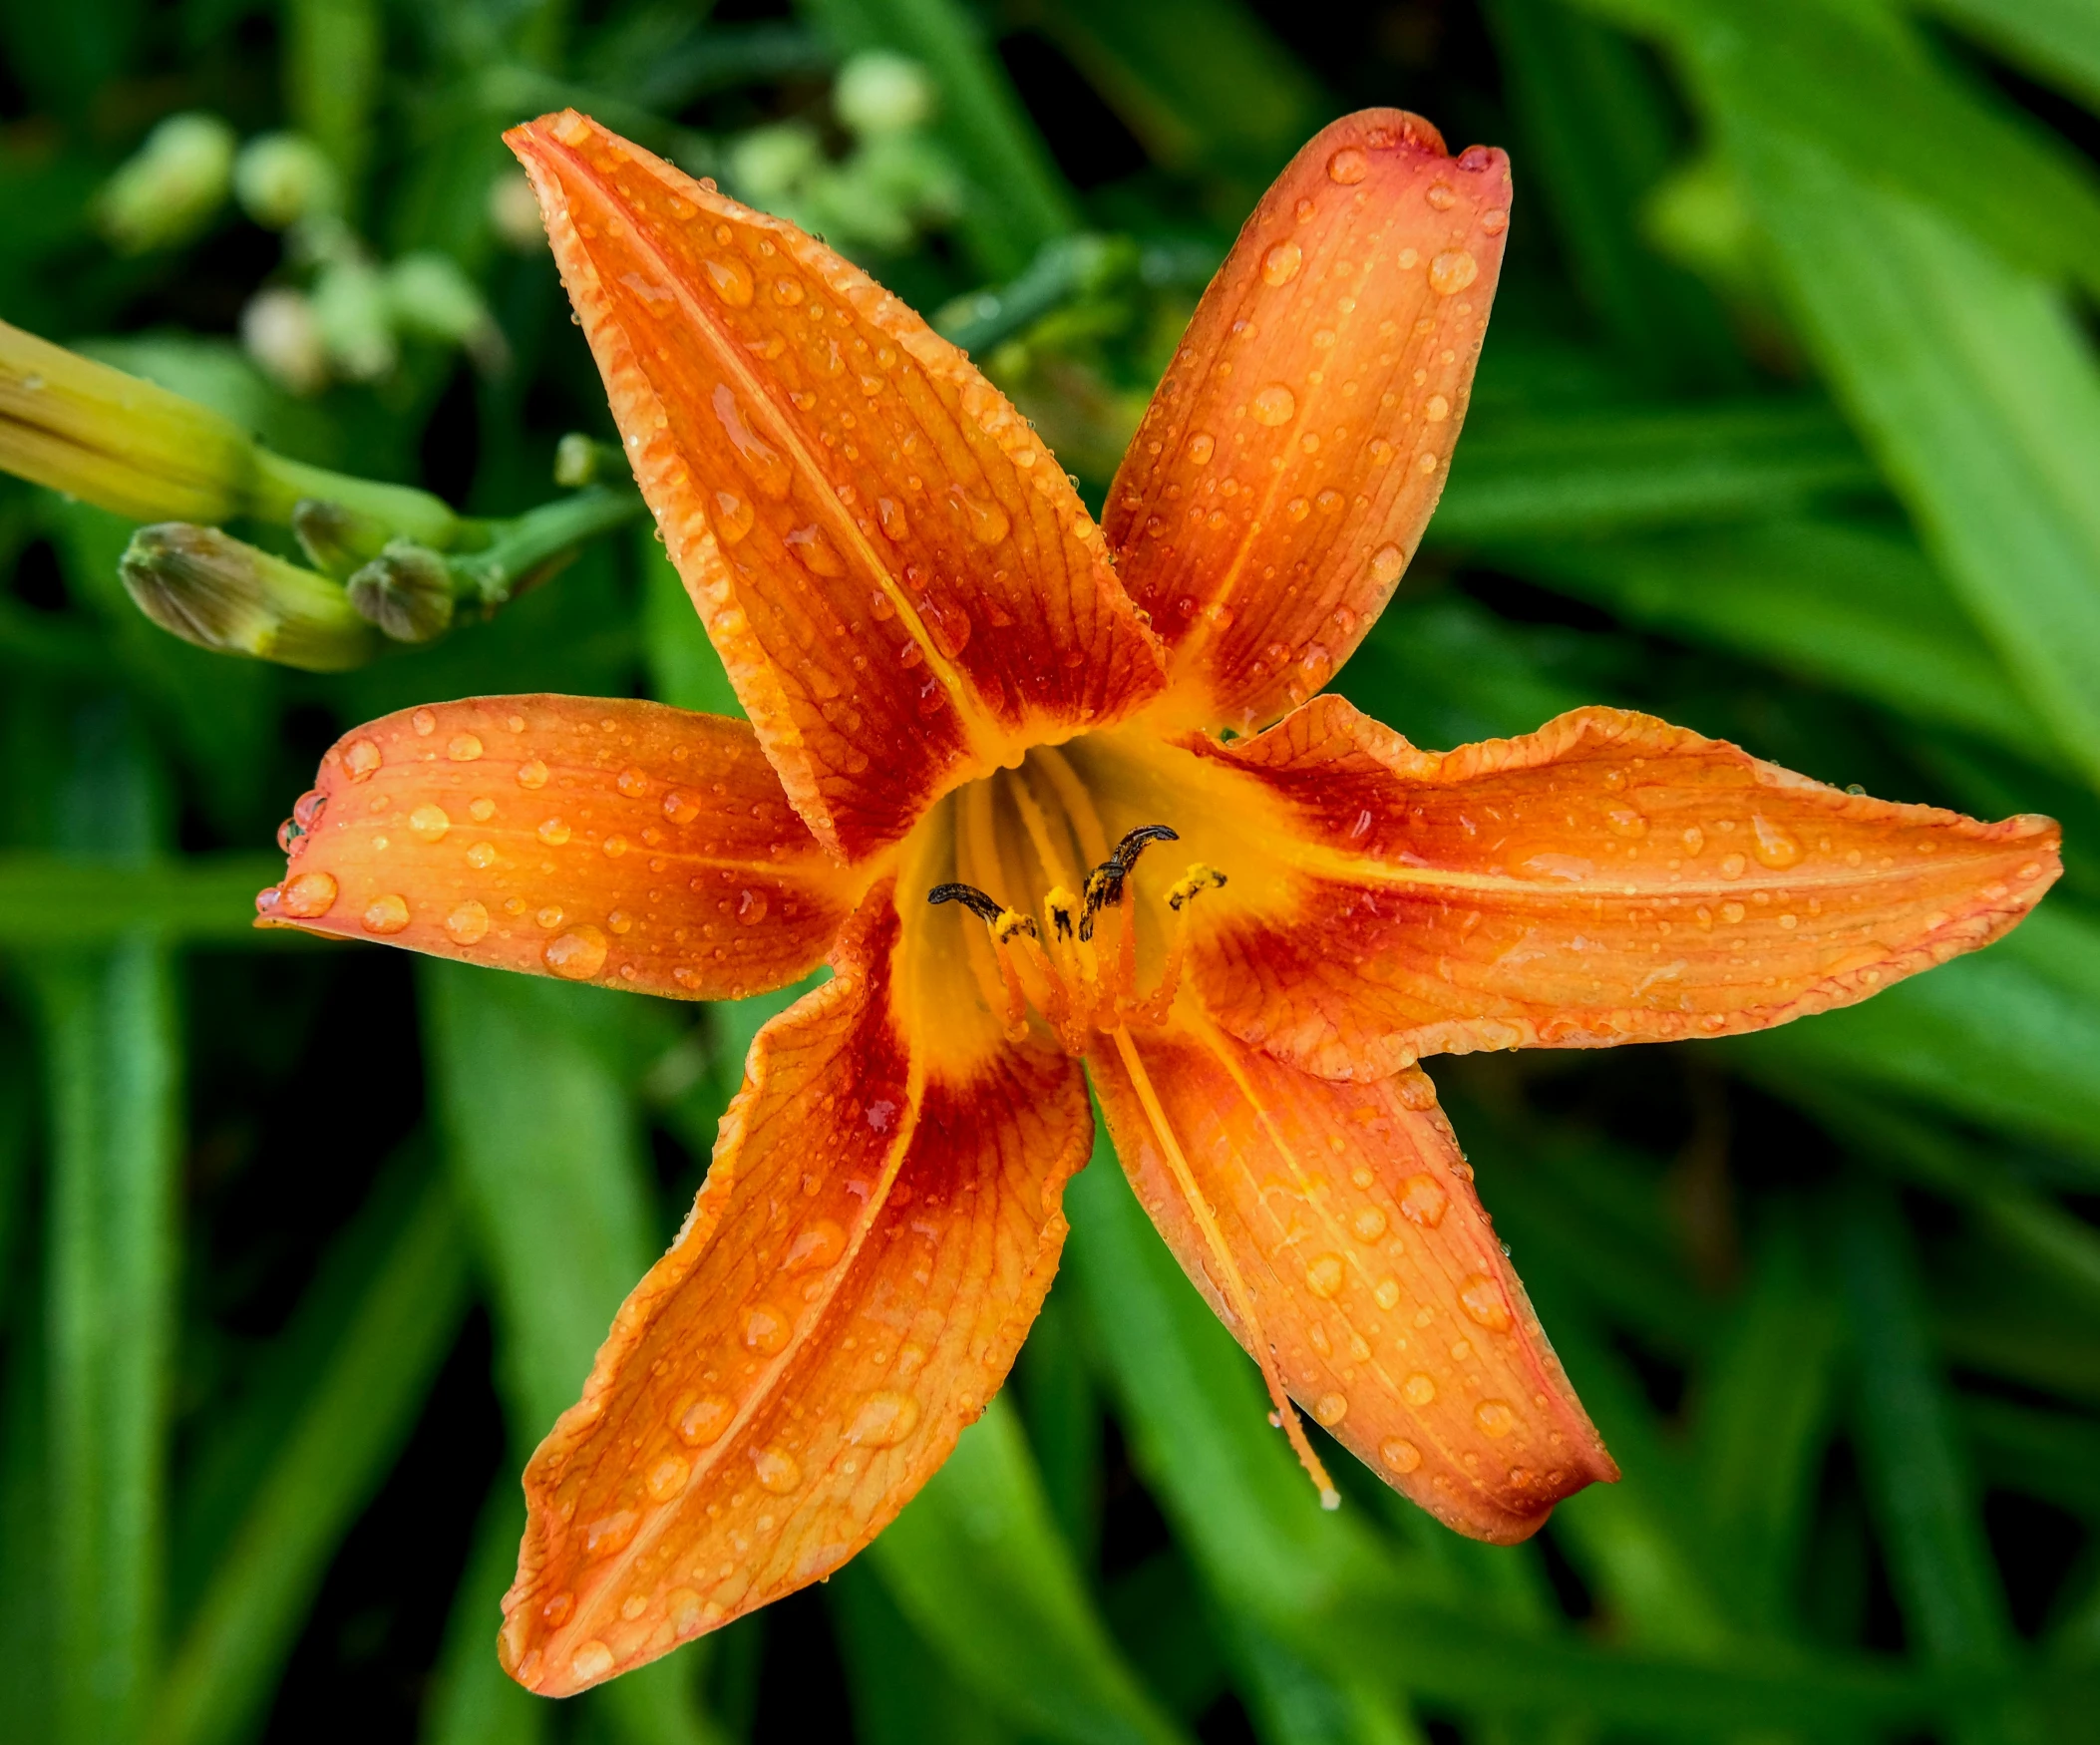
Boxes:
[1381,1437,1422,1473]
[676,1395,734,1446]
[569,1641,615,1683]
[713,491,755,543]
[446,900,490,944]
[1314,1392,1348,1426]
[663,791,700,825]
[1369,544,1404,586]
[518,760,549,790]
[537,818,571,847]
[1327,147,1369,183]
[1398,1174,1448,1227]
[1476,1399,1517,1438]
[279,872,338,917]
[848,1392,920,1448]
[1306,1254,1345,1298]
[1186,432,1216,466]
[1459,1274,1512,1331]
[1403,1374,1437,1406]
[363,893,410,934]
[1752,815,1802,870]
[1262,241,1302,285]
[1251,384,1296,426]
[449,733,484,763]
[616,766,650,798]
[705,256,755,306]
[1429,250,1479,295]
[344,739,382,781]
[544,925,608,979]
[753,1448,802,1493]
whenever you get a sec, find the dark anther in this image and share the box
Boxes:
[1079,823,1179,940]
[927,881,1004,924]
[1050,902,1074,940]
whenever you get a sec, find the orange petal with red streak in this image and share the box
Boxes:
[1104,109,1510,731]
[508,112,1164,861]
[499,881,1092,1694]
[1176,696,2061,1079]
[256,696,865,1000]
[1090,1011,1614,1542]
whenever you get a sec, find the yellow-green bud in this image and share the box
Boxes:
[98,113,237,254]
[233,132,340,229]
[312,257,398,382]
[552,433,628,489]
[386,252,507,371]
[121,524,378,670]
[0,318,258,523]
[347,540,457,643]
[240,286,329,394]
[835,53,935,139]
[292,498,395,575]
[729,122,823,206]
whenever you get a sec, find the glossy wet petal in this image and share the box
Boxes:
[257,696,865,1000]
[509,112,1164,861]
[1090,1011,1614,1542]
[1172,696,2062,1078]
[1104,109,1509,731]
[499,882,1092,1694]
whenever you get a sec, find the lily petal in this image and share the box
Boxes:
[258,696,864,1000]
[1105,110,1509,731]
[509,113,1165,861]
[1090,1010,1615,1542]
[499,881,1092,1693]
[1168,696,2062,1078]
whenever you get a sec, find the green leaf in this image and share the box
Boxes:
[830,1562,1021,1745]
[1919,0,2100,143]
[0,855,284,947]
[869,1393,1188,1745]
[1432,398,1877,542]
[422,1485,552,1745]
[153,1153,473,1745]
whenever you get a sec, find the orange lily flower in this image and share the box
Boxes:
[258,108,2060,1695]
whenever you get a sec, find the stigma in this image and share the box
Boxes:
[929,824,1225,1052]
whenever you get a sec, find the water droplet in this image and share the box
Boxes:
[1752,815,1802,870]
[273,872,336,918]
[1721,900,1745,924]
[1353,1206,1388,1240]
[1424,393,1451,423]
[466,841,498,870]
[1380,1437,1422,1473]
[1327,147,1369,183]
[754,1448,802,1493]
[619,1593,648,1621]
[950,486,1010,545]
[1251,384,1296,426]
[1460,1275,1512,1331]
[1186,432,1216,466]
[785,524,845,574]
[712,491,755,544]
[1315,488,1343,513]
[876,497,909,540]
[465,797,495,824]
[1476,1399,1517,1438]
[615,766,650,799]
[787,1220,846,1270]
[449,733,484,762]
[545,925,608,979]
[1719,853,1746,879]
[1606,807,1647,839]
[1403,1373,1437,1405]
[1262,241,1302,285]
[646,1454,691,1501]
[663,791,700,824]
[518,759,549,790]
[1314,1392,1348,1426]
[1369,544,1404,586]
[1306,1253,1345,1298]
[570,1640,615,1683]
[538,817,572,847]
[667,1588,706,1633]
[1398,1174,1447,1227]
[363,893,410,934]
[446,900,490,944]
[676,1394,734,1446]
[1426,180,1457,210]
[1481,208,1509,235]
[1373,1277,1401,1310]
[744,1304,790,1354]
[541,1590,575,1626]
[413,709,437,736]
[1429,250,1479,295]
[712,384,791,498]
[848,1392,920,1448]
[705,256,755,306]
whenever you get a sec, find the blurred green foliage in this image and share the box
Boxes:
[0,0,2097,1741]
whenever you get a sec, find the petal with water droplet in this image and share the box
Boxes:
[498,883,1092,1694]
[1104,108,1511,729]
[258,696,868,1000]
[507,112,1163,860]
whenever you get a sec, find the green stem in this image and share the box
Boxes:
[249,450,470,550]
[449,486,648,606]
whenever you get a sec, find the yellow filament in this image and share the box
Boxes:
[1109,1025,1339,1508]
[1032,745,1109,867]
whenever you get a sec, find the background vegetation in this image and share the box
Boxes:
[2,0,2099,1740]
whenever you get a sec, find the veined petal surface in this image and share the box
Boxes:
[510,112,1164,861]
[1170,697,2062,1079]
[1105,109,1509,731]
[258,696,862,1000]
[499,883,1092,1694]
[1090,1012,1614,1542]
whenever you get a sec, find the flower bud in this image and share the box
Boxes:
[552,433,627,489]
[98,113,238,254]
[312,257,398,382]
[233,132,341,229]
[241,286,329,394]
[0,319,258,523]
[386,252,508,372]
[346,540,458,643]
[121,524,378,670]
[835,52,935,140]
[292,498,395,575]
[729,123,822,206]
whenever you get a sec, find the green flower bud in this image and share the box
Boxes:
[729,122,823,206]
[835,52,935,139]
[291,498,395,575]
[346,540,458,642]
[386,252,509,371]
[120,524,378,670]
[240,286,329,395]
[311,257,398,382]
[552,433,628,489]
[97,113,237,254]
[233,132,341,229]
